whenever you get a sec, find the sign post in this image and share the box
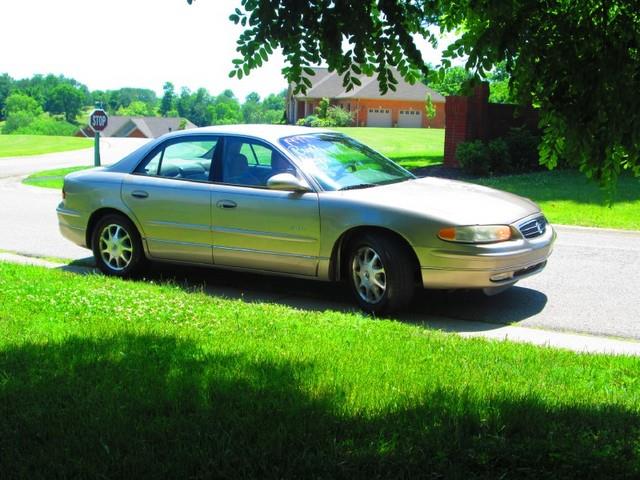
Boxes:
[89,106,108,166]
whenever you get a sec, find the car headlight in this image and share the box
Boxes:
[438,225,512,244]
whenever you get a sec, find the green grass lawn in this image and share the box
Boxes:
[333,127,445,168]
[473,170,640,230]
[1,261,639,478]
[0,134,91,158]
[22,166,91,189]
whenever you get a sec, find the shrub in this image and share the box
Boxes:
[326,106,353,126]
[2,111,36,134]
[488,138,511,173]
[296,106,353,128]
[456,140,491,175]
[456,128,542,176]
[3,114,77,136]
[504,127,541,172]
[262,109,285,124]
[296,115,319,127]
[15,117,77,136]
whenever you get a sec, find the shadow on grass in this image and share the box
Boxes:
[1,333,638,478]
[60,261,548,330]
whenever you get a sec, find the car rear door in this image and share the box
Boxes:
[122,135,218,264]
[210,136,321,276]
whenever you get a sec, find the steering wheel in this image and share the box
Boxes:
[332,162,357,179]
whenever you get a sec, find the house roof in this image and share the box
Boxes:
[78,116,196,138]
[292,67,445,102]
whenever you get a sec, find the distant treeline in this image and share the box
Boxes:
[0,73,287,135]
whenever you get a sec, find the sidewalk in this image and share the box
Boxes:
[2,250,639,357]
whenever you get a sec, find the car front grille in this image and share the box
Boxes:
[518,216,547,239]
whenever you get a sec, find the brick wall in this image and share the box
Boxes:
[444,83,539,167]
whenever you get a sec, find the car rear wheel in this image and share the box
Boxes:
[347,232,416,315]
[91,214,145,277]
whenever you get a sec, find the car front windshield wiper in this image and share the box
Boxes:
[339,183,376,191]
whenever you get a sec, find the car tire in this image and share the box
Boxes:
[91,213,145,277]
[347,232,416,315]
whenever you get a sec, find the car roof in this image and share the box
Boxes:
[157,124,336,143]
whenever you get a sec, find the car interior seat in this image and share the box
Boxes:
[225,153,260,186]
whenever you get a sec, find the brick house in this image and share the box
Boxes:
[76,116,196,139]
[287,67,445,128]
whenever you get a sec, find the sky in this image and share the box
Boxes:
[1,0,452,101]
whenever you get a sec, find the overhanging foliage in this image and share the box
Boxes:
[189,0,640,193]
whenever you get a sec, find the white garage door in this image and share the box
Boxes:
[398,110,422,128]
[367,108,392,127]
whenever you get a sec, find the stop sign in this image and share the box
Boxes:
[89,109,109,132]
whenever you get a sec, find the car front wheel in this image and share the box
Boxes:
[347,233,416,315]
[91,214,145,277]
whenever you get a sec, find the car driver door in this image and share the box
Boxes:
[210,136,321,276]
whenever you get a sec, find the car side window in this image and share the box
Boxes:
[222,138,297,187]
[136,138,218,181]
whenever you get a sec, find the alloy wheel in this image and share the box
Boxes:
[98,223,133,271]
[352,246,387,304]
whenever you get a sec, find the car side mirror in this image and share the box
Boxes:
[267,173,311,192]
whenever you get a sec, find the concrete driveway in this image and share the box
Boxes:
[1,142,639,341]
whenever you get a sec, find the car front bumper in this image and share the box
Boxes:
[419,223,556,290]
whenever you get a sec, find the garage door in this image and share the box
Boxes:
[398,110,422,128]
[367,108,392,127]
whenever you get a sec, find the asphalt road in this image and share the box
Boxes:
[1,142,638,340]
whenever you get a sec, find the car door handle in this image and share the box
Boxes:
[131,190,149,199]
[216,200,237,209]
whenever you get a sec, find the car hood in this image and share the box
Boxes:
[340,177,540,225]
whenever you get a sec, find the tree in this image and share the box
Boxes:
[5,92,42,117]
[425,94,436,122]
[2,92,43,134]
[103,87,157,114]
[427,66,474,97]
[262,90,286,111]
[210,90,242,125]
[176,87,194,119]
[316,97,329,119]
[203,0,640,192]
[48,84,85,122]
[242,92,263,123]
[190,88,214,126]
[0,73,14,120]
[487,62,516,104]
[116,100,156,116]
[160,82,175,116]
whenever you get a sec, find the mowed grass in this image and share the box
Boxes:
[473,170,640,230]
[22,166,91,189]
[1,262,639,478]
[333,127,444,167]
[0,134,91,158]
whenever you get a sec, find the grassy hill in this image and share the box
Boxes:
[0,135,91,158]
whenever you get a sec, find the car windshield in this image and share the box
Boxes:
[279,133,415,191]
